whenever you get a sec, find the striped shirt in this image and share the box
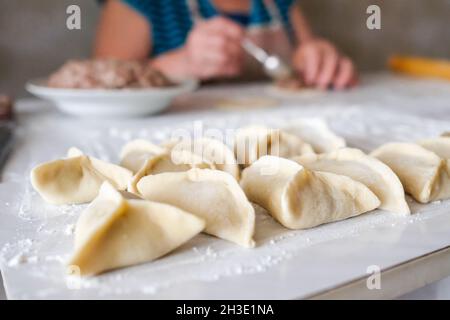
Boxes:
[122,0,296,57]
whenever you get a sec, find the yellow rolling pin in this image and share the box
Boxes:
[389,55,450,81]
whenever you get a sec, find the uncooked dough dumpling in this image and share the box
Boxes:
[240,156,380,229]
[68,182,205,275]
[419,138,450,188]
[418,137,450,160]
[234,125,314,167]
[128,150,215,194]
[283,118,346,153]
[163,137,240,180]
[371,143,450,203]
[137,168,256,247]
[120,139,165,173]
[293,148,410,214]
[31,148,133,205]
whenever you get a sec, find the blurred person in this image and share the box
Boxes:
[95,0,357,89]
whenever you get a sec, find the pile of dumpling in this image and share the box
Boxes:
[30,118,450,276]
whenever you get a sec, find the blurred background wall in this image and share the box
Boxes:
[0,0,449,97]
[0,0,99,97]
[301,0,450,71]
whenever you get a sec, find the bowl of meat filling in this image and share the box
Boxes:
[26,59,197,117]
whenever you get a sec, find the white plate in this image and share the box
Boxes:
[26,78,198,117]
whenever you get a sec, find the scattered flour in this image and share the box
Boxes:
[64,224,75,236]
[2,104,450,298]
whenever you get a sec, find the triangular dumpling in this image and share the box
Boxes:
[234,125,314,167]
[418,137,450,160]
[120,139,165,173]
[371,142,450,203]
[419,138,450,194]
[31,148,133,205]
[293,148,410,214]
[68,182,205,276]
[240,156,380,229]
[128,150,215,194]
[67,147,84,158]
[283,118,346,153]
[136,168,255,247]
[163,137,240,180]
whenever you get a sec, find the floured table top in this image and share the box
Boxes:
[1,73,450,299]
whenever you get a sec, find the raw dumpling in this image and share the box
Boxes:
[293,148,410,214]
[137,168,256,247]
[120,139,165,173]
[240,156,380,229]
[418,137,450,160]
[371,143,450,203]
[234,125,314,167]
[68,182,205,275]
[128,150,215,194]
[67,147,84,158]
[283,118,346,153]
[163,137,240,180]
[31,148,133,205]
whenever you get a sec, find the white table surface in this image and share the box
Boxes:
[1,73,450,299]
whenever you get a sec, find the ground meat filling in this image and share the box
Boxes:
[47,59,174,89]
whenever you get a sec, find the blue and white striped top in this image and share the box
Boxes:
[122,0,297,57]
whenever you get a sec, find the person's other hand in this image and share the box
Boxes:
[293,38,357,90]
[183,17,245,79]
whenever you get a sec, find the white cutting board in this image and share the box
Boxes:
[1,85,450,299]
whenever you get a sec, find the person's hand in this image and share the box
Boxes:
[293,38,357,90]
[183,17,245,79]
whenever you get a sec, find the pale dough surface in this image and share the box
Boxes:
[371,142,450,203]
[31,148,132,205]
[128,150,215,194]
[234,125,314,167]
[241,156,380,229]
[69,182,205,275]
[283,118,346,153]
[137,168,256,248]
[294,148,410,214]
[120,139,165,173]
[164,137,240,180]
[418,137,450,160]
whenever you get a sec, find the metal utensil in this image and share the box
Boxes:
[242,38,293,80]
